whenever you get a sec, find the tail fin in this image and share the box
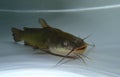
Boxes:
[11,28,22,42]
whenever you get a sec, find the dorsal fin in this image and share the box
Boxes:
[39,18,50,28]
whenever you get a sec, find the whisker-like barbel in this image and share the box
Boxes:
[56,48,75,65]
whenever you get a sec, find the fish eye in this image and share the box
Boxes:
[63,41,69,46]
[63,41,68,46]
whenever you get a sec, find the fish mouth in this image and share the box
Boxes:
[73,44,87,55]
[76,45,87,50]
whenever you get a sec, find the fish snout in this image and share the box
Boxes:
[73,44,88,55]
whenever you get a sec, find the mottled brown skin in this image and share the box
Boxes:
[11,19,88,58]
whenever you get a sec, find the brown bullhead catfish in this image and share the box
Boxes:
[11,19,89,59]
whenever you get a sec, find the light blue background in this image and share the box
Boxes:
[0,0,120,77]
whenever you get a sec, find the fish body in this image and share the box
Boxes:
[11,19,88,58]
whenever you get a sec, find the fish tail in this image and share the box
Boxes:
[11,28,22,42]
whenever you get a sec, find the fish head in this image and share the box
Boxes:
[63,38,88,55]
[49,37,88,57]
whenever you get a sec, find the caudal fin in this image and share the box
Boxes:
[11,28,22,42]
